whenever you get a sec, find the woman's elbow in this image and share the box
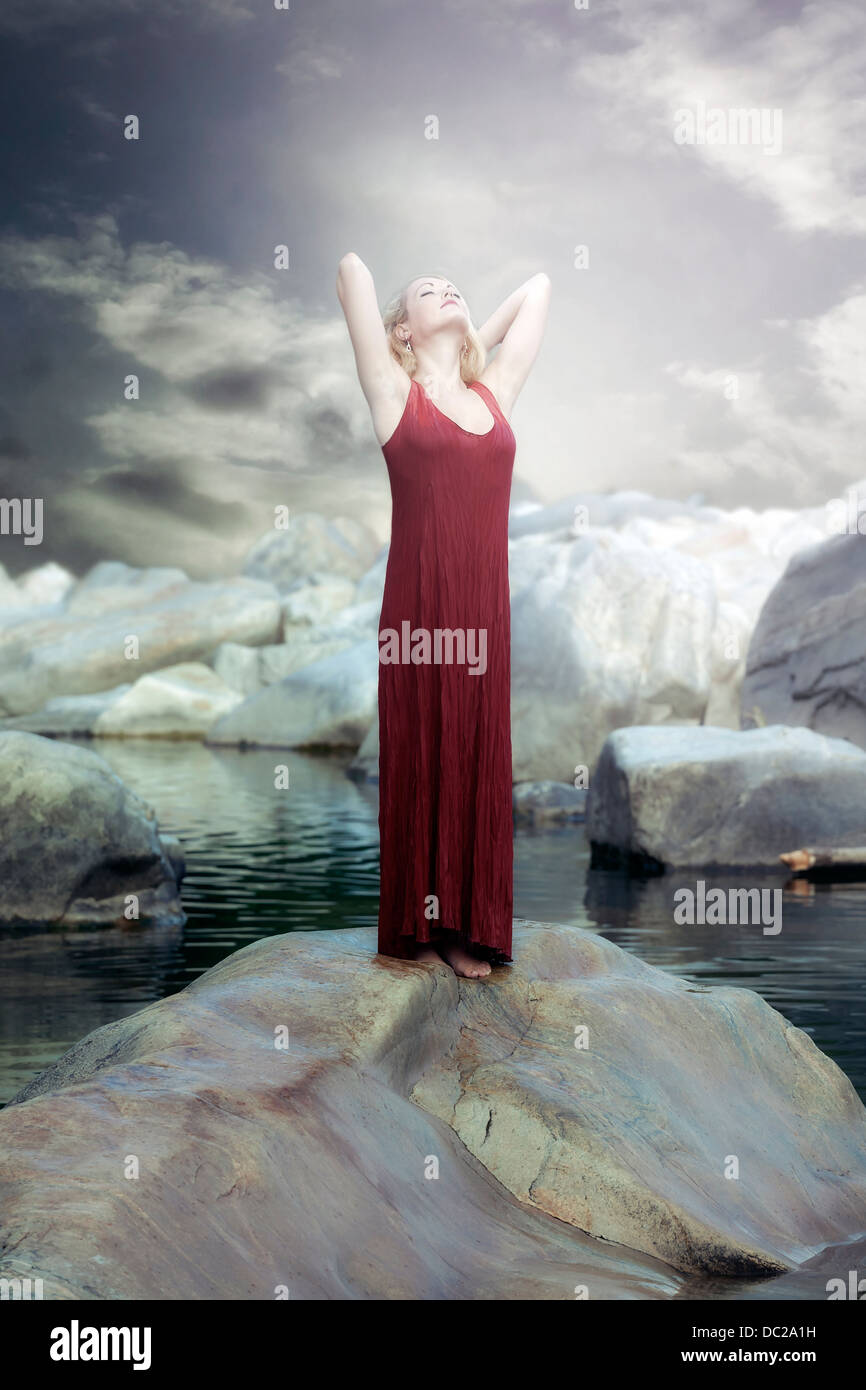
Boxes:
[336,252,371,298]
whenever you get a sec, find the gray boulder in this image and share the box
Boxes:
[741,532,866,750]
[0,731,185,927]
[587,724,866,869]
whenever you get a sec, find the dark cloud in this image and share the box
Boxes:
[0,434,32,460]
[183,366,280,412]
[0,0,863,584]
[90,462,245,528]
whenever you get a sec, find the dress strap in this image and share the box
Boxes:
[470,378,508,423]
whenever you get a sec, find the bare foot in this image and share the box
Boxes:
[436,941,492,979]
[411,944,444,967]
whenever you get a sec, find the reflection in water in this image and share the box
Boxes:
[2,741,865,1115]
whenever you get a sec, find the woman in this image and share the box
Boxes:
[336,255,550,977]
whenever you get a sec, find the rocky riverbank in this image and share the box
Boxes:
[3,491,862,785]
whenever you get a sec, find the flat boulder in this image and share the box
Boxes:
[1,922,864,1296]
[0,731,185,926]
[0,571,282,718]
[587,724,866,869]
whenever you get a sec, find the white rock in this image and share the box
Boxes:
[281,574,358,626]
[208,638,379,748]
[243,512,379,591]
[511,532,716,780]
[15,562,76,606]
[0,575,281,718]
[94,663,244,738]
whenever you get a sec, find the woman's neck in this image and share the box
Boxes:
[411,340,465,393]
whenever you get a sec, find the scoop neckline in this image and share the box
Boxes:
[415,377,496,437]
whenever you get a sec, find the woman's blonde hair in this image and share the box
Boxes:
[382,271,487,382]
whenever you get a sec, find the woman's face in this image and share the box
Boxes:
[402,276,469,343]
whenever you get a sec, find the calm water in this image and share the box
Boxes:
[2,737,866,1300]
[2,737,864,1113]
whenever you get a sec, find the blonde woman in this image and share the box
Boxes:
[337,256,550,977]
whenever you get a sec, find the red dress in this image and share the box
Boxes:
[377,375,515,964]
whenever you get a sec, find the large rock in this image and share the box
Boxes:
[281,574,357,626]
[0,686,132,736]
[741,533,866,750]
[0,731,185,927]
[92,662,244,738]
[243,513,379,591]
[1,923,864,1298]
[587,724,866,869]
[212,608,378,700]
[510,532,717,780]
[0,662,241,740]
[13,561,76,608]
[211,638,334,697]
[0,570,282,717]
[64,562,190,617]
[207,638,379,749]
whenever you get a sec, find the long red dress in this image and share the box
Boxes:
[377,374,515,964]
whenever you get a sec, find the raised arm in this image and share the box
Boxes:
[336,252,402,406]
[478,272,551,414]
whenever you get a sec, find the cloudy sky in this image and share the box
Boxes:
[0,0,864,579]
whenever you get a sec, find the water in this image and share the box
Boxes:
[2,738,865,1111]
[2,737,865,1298]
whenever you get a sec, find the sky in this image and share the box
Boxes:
[0,0,864,579]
